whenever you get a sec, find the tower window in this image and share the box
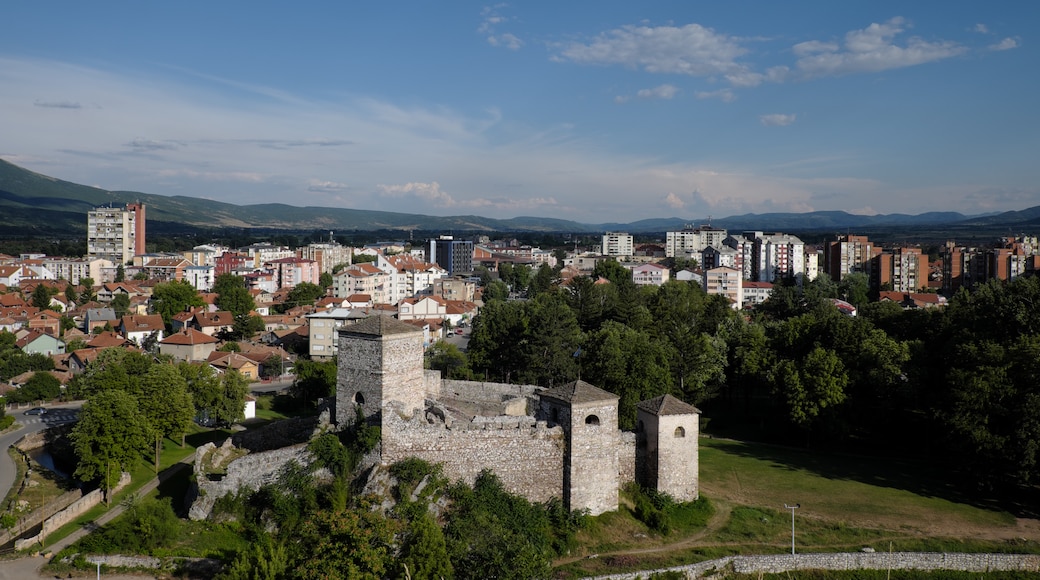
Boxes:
[585,414,600,426]
[674,426,686,438]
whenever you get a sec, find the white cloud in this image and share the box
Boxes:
[989,37,1019,51]
[555,23,750,78]
[695,89,736,102]
[479,5,523,50]
[663,192,685,209]
[794,17,966,78]
[308,179,350,193]
[638,84,680,100]
[974,23,989,34]
[760,113,796,127]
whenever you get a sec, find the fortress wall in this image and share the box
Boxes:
[423,369,442,400]
[440,379,542,405]
[382,409,566,504]
[618,432,637,485]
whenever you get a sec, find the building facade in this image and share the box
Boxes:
[87,203,145,265]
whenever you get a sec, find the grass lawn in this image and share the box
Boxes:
[555,437,1038,578]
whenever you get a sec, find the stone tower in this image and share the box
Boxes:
[636,394,700,501]
[335,316,425,426]
[540,380,619,516]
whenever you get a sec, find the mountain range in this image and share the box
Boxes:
[1,158,1038,236]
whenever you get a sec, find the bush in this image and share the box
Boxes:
[75,497,181,554]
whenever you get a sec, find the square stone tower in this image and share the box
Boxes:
[636,394,700,501]
[540,380,619,516]
[335,316,425,426]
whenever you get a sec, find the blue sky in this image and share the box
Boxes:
[1,1,1036,224]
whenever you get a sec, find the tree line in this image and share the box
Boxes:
[446,263,1040,492]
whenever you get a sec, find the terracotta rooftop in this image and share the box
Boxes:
[160,328,219,345]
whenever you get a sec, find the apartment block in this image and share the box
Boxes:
[666,226,727,258]
[601,232,634,258]
[87,203,145,265]
[824,234,877,281]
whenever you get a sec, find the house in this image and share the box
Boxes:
[87,331,133,349]
[97,282,146,303]
[170,309,199,333]
[83,308,118,333]
[16,330,65,356]
[117,314,166,347]
[627,263,670,286]
[27,310,62,338]
[333,264,390,303]
[159,328,219,362]
[878,291,948,309]
[0,266,23,287]
[675,268,703,285]
[742,281,774,306]
[191,311,235,337]
[207,351,259,380]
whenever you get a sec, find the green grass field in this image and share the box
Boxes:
[556,437,1039,578]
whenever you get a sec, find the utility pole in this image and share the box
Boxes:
[784,503,800,554]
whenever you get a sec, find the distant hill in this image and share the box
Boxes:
[0,158,1037,236]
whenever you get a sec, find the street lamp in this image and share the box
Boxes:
[784,503,800,555]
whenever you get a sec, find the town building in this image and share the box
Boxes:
[429,236,474,275]
[601,232,634,258]
[87,203,145,265]
[666,226,727,258]
[824,234,876,282]
[703,266,742,309]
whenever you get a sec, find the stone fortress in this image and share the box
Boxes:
[336,316,701,515]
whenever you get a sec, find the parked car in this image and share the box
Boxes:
[25,407,47,416]
[455,328,464,335]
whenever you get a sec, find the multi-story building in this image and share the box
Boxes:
[429,236,474,275]
[824,234,876,282]
[433,277,476,302]
[722,235,752,280]
[334,263,390,303]
[184,265,216,291]
[746,232,805,283]
[183,245,226,268]
[297,242,353,274]
[872,247,925,293]
[601,232,634,258]
[243,244,294,269]
[40,257,114,285]
[626,263,670,286]
[307,307,366,360]
[87,203,145,265]
[700,245,738,270]
[264,257,321,290]
[666,226,727,258]
[376,254,447,304]
[703,266,742,309]
[215,252,252,277]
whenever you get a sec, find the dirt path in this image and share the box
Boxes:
[554,503,734,567]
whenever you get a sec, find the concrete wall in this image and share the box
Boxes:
[381,408,566,504]
[592,552,1040,580]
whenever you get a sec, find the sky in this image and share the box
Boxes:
[1,1,1037,224]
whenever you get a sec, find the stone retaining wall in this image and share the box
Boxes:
[382,406,566,504]
[15,472,130,550]
[592,552,1040,579]
[188,442,312,520]
[438,379,542,405]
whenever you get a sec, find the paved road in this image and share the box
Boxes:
[0,405,81,511]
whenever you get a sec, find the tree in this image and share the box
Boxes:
[279,282,324,312]
[528,263,558,296]
[138,365,195,468]
[115,264,125,283]
[72,390,149,493]
[838,272,870,309]
[64,284,78,305]
[292,508,398,580]
[319,272,333,292]
[518,292,581,387]
[7,372,61,404]
[151,280,205,324]
[213,274,255,317]
[428,340,471,379]
[399,511,454,580]
[110,293,131,318]
[30,284,52,310]
[582,321,673,429]
[291,359,338,405]
[772,346,848,444]
[467,300,528,383]
[79,278,97,303]
[482,280,508,303]
[565,275,608,333]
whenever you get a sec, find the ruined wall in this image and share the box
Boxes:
[618,432,637,485]
[381,408,566,504]
[188,442,312,520]
[439,380,542,405]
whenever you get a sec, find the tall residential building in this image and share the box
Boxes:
[824,234,877,282]
[872,247,925,292]
[666,226,727,258]
[601,232,634,258]
[86,203,145,265]
[429,236,474,275]
[746,232,805,283]
[297,242,353,274]
[703,266,742,309]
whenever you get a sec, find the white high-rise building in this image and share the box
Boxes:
[601,232,634,258]
[87,203,145,265]
[666,226,727,258]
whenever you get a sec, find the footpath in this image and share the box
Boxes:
[0,458,194,579]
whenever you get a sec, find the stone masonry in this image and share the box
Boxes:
[336,316,701,515]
